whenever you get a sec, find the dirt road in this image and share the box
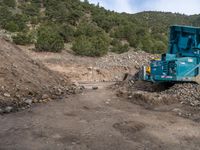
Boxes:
[0,83,200,150]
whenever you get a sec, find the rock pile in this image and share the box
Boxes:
[116,78,200,108]
[96,51,157,69]
[161,83,200,107]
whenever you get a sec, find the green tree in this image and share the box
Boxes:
[12,14,28,31]
[152,41,167,53]
[13,32,33,45]
[75,22,103,37]
[45,1,69,23]
[128,35,139,48]
[59,24,75,42]
[113,23,136,39]
[72,33,110,57]
[111,40,129,54]
[4,21,19,32]
[92,34,110,56]
[3,0,16,8]
[140,36,154,52]
[35,25,64,52]
[72,35,93,56]
[21,3,40,17]
[0,6,12,26]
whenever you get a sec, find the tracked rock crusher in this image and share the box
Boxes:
[141,25,200,84]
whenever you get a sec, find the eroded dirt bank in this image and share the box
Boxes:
[0,83,200,150]
[0,39,78,113]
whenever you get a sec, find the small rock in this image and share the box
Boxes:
[135,65,140,69]
[92,86,98,90]
[25,99,32,105]
[26,105,31,108]
[21,107,26,110]
[5,106,13,113]
[43,99,47,103]
[15,94,21,98]
[107,99,111,102]
[105,101,110,104]
[172,108,182,113]
[42,94,49,100]
[33,99,38,103]
[72,82,79,87]
[87,67,93,70]
[4,93,10,97]
[128,95,132,99]
[79,86,85,90]
[57,88,63,95]
[0,109,3,114]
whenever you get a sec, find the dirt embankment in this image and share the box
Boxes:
[0,39,79,113]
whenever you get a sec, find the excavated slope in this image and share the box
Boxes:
[0,39,72,110]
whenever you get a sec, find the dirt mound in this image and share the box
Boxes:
[161,83,200,106]
[0,39,76,112]
[116,78,200,108]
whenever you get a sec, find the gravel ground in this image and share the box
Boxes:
[1,83,200,150]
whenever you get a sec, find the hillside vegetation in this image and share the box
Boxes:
[0,0,200,56]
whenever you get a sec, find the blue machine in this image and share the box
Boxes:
[141,25,200,84]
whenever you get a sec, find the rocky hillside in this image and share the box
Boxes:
[0,0,200,55]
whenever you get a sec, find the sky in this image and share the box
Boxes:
[86,0,200,15]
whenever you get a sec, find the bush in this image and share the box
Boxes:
[111,40,129,54]
[4,21,19,32]
[59,24,74,42]
[152,41,167,54]
[13,33,33,45]
[68,10,83,25]
[111,38,119,46]
[140,36,154,52]
[128,35,139,48]
[45,2,69,23]
[92,12,118,32]
[35,26,64,52]
[72,36,93,56]
[30,16,40,25]
[0,6,12,26]
[72,34,110,57]
[3,14,28,32]
[21,3,40,17]
[73,21,110,57]
[12,14,28,30]
[3,0,16,8]
[92,34,110,56]
[113,23,136,39]
[75,22,102,37]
